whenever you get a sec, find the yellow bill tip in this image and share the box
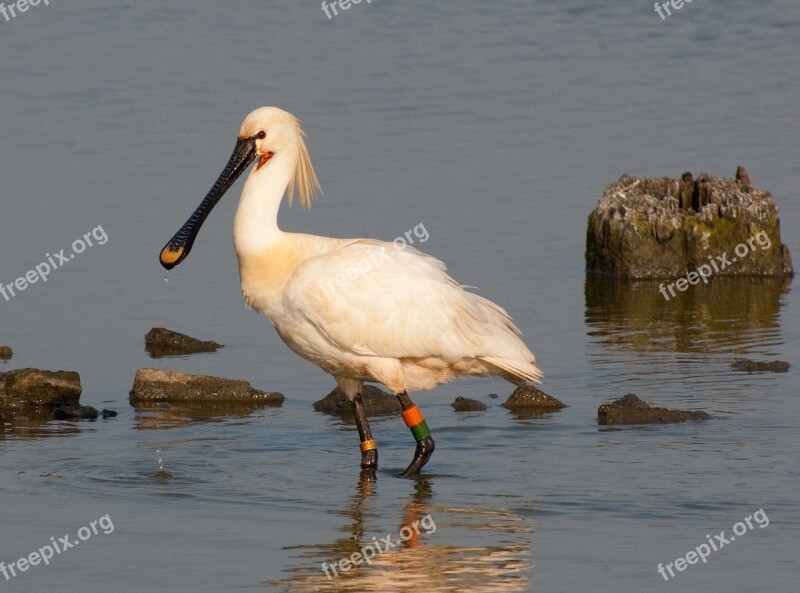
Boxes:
[159,245,185,269]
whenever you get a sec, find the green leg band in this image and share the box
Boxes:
[409,420,431,442]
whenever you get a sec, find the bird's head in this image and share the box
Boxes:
[159,106,320,270]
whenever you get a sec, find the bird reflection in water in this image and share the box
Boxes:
[273,472,533,592]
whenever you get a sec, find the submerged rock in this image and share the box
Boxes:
[0,369,82,410]
[586,168,794,279]
[313,385,401,416]
[0,346,12,360]
[129,368,283,404]
[598,393,709,425]
[52,404,99,420]
[731,358,790,373]
[501,385,567,411]
[145,327,222,358]
[452,396,487,412]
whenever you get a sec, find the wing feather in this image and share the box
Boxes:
[283,240,539,378]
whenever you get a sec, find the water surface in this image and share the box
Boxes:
[1,1,798,592]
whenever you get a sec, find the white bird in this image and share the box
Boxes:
[160,106,542,477]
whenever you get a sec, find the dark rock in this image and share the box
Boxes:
[102,409,118,418]
[129,368,283,404]
[0,369,82,410]
[735,165,751,188]
[731,358,790,373]
[694,172,712,210]
[52,405,99,420]
[598,393,710,425]
[487,393,499,399]
[313,385,401,416]
[0,346,12,360]
[145,327,222,358]
[679,172,694,211]
[586,169,794,278]
[501,385,567,411]
[452,396,487,412]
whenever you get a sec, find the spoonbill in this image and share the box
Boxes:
[160,106,542,477]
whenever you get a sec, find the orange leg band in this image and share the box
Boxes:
[401,404,424,427]
[360,439,377,452]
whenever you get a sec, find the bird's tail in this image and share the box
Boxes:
[481,356,544,384]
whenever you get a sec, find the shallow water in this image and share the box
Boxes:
[1,1,798,592]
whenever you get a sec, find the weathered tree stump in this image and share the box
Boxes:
[586,166,794,279]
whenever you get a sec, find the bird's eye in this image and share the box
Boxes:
[256,130,267,140]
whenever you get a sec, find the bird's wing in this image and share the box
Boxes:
[283,239,534,364]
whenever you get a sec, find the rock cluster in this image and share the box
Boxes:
[145,327,222,358]
[129,368,283,404]
[313,385,401,416]
[501,384,567,411]
[451,396,487,412]
[731,358,790,373]
[0,368,82,410]
[598,393,709,425]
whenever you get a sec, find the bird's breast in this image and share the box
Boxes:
[237,244,303,317]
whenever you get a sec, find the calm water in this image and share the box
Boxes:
[1,1,798,591]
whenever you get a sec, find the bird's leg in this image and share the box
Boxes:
[396,392,435,478]
[351,393,378,470]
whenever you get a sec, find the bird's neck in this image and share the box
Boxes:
[233,149,297,255]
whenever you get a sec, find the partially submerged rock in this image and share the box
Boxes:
[731,358,790,373]
[452,396,487,412]
[313,385,401,416]
[598,393,709,425]
[586,168,793,279]
[0,346,12,360]
[145,327,222,358]
[52,404,99,420]
[129,368,283,404]
[501,385,566,411]
[51,405,117,420]
[0,369,82,410]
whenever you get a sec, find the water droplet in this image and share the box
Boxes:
[154,448,172,479]
[156,448,164,472]
[163,274,170,283]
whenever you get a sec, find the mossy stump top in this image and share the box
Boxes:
[586,167,793,279]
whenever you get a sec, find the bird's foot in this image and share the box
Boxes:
[398,436,435,478]
[361,448,378,470]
